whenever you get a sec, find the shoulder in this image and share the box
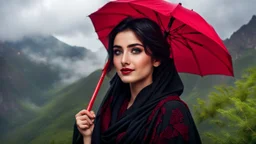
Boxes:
[163,99,189,110]
[160,98,191,119]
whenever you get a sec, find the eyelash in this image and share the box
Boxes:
[113,49,122,55]
[113,48,142,55]
[131,48,142,54]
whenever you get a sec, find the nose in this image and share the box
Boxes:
[121,51,130,66]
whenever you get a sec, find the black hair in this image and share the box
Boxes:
[107,17,171,73]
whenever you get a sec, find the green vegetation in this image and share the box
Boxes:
[2,70,110,144]
[194,67,256,144]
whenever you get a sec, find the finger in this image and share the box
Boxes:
[90,111,96,118]
[75,109,93,118]
[77,115,93,125]
[76,116,93,126]
[79,109,95,118]
[77,119,90,125]
[75,109,85,117]
[79,115,95,121]
[77,119,92,129]
[78,124,90,129]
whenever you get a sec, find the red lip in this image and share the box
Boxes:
[121,68,134,75]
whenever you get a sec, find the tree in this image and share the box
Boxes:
[194,67,256,144]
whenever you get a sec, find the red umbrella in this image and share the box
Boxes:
[86,0,234,110]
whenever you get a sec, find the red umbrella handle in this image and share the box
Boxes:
[87,60,110,111]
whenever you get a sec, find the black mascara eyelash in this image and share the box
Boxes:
[113,49,122,55]
[132,48,142,53]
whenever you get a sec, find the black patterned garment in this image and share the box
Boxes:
[72,59,202,144]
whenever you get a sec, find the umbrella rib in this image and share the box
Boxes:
[182,32,201,35]
[203,45,233,74]
[171,24,186,34]
[176,34,203,46]
[169,36,203,75]
[185,41,203,76]
[128,3,148,18]
[154,11,166,32]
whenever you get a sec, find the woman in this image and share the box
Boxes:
[73,17,201,144]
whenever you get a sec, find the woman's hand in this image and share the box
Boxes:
[75,109,96,137]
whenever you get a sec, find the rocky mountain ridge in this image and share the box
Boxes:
[224,15,256,59]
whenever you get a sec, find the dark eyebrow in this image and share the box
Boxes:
[127,43,143,48]
[113,45,122,49]
[113,43,143,49]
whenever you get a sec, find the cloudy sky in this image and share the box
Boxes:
[1,0,256,52]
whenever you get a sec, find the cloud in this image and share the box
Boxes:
[22,47,107,85]
[55,32,104,52]
[0,0,107,41]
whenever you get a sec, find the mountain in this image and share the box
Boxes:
[225,15,256,77]
[0,35,101,140]
[224,15,256,59]
[4,35,93,60]
[0,42,61,135]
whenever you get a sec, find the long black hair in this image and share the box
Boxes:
[107,17,171,73]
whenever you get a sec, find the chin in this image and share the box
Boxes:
[118,74,138,83]
[120,77,137,83]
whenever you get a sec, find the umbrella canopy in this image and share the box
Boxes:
[89,0,233,76]
[86,0,234,110]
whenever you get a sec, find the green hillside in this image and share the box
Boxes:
[0,44,61,138]
[0,45,60,103]
[1,69,110,144]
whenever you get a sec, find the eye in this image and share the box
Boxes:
[113,49,122,55]
[131,48,142,54]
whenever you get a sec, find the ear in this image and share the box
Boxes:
[153,59,161,67]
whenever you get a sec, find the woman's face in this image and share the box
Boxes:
[113,29,160,85]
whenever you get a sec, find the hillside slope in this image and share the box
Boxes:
[2,70,110,144]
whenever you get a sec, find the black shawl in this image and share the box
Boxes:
[72,59,201,144]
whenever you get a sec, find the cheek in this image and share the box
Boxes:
[134,57,154,71]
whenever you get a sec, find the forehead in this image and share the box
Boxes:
[113,30,142,46]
